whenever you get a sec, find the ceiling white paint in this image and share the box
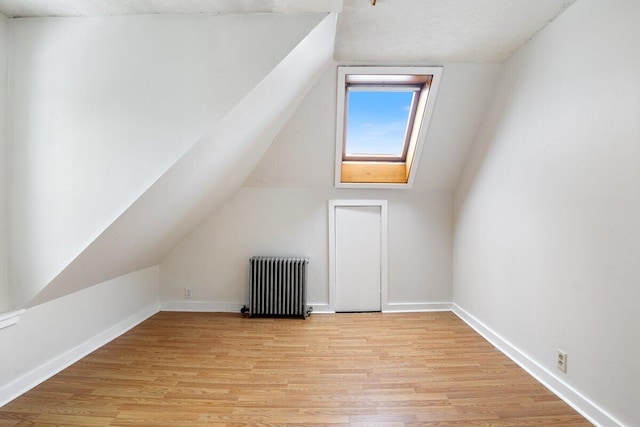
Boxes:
[0,0,576,62]
[0,0,342,18]
[0,0,580,306]
[336,0,577,62]
[27,14,338,308]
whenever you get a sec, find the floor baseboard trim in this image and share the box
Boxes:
[452,304,622,427]
[384,302,452,312]
[0,302,159,408]
[161,301,244,313]
[160,301,454,315]
[308,303,332,314]
[161,301,335,315]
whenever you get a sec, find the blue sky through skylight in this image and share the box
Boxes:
[345,91,414,157]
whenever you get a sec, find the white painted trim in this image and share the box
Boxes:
[161,301,333,315]
[161,301,244,313]
[452,304,623,427]
[308,303,333,314]
[0,309,26,330]
[384,302,452,312]
[328,200,388,313]
[161,301,457,315]
[334,66,443,189]
[0,302,159,408]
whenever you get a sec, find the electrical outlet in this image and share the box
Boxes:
[185,287,193,299]
[557,350,567,373]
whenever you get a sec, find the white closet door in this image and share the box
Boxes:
[334,205,381,312]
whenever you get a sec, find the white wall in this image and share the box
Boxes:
[246,61,500,191]
[454,0,640,425]
[0,266,159,406]
[7,13,323,308]
[160,188,452,310]
[26,13,336,310]
[0,15,8,313]
[158,61,500,310]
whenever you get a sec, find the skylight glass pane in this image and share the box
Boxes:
[345,90,414,158]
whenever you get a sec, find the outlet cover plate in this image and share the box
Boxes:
[557,350,567,373]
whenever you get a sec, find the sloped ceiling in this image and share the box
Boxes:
[0,0,576,62]
[336,0,577,62]
[0,0,342,17]
[244,61,502,192]
[27,14,338,307]
[1,0,579,308]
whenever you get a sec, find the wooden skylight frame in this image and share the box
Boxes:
[335,66,443,188]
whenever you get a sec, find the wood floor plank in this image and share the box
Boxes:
[0,312,592,426]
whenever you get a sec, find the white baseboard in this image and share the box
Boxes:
[161,301,334,315]
[310,302,453,314]
[161,300,245,313]
[308,303,333,314]
[0,302,159,408]
[162,301,456,315]
[384,302,452,312]
[452,304,623,427]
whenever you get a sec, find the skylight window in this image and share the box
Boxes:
[344,89,417,160]
[335,67,442,188]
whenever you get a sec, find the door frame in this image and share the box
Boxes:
[328,200,388,313]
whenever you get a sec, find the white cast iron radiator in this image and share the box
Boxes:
[242,256,311,318]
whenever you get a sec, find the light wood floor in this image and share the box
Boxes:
[0,312,591,426]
